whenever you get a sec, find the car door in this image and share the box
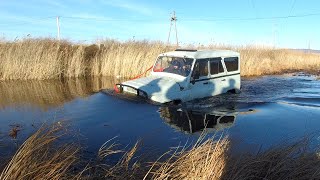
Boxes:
[208,57,227,95]
[189,59,212,99]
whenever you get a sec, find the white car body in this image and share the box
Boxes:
[117,49,241,104]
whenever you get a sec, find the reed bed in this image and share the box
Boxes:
[145,137,229,180]
[222,138,320,180]
[0,38,319,80]
[1,122,320,180]
[144,137,320,180]
[0,122,79,180]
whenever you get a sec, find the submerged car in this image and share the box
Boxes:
[115,49,241,104]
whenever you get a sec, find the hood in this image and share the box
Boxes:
[121,76,183,95]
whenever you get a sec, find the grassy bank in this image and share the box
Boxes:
[1,123,320,179]
[0,38,319,80]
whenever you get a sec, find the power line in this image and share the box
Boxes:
[1,11,320,28]
[0,10,320,27]
[180,12,320,22]
[62,12,320,22]
[278,0,298,48]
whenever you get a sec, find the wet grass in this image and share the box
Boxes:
[0,122,79,180]
[145,136,229,179]
[221,138,320,180]
[1,122,320,180]
[0,38,319,80]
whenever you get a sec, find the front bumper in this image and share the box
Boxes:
[115,84,148,99]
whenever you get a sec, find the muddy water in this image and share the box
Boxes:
[0,74,320,159]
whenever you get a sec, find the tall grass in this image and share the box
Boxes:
[145,137,229,180]
[0,122,79,180]
[1,123,320,179]
[0,38,319,80]
[222,138,320,180]
[0,39,170,80]
[239,47,320,76]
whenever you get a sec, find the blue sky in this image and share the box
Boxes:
[1,0,320,49]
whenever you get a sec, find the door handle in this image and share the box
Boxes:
[221,79,226,81]
[203,82,209,85]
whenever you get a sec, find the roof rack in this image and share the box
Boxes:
[175,49,197,52]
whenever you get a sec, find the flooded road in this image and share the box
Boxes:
[1,74,320,159]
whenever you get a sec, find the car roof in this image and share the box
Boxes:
[160,49,240,59]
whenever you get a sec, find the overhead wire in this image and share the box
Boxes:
[0,11,319,26]
[1,10,319,28]
[180,12,320,22]
[62,12,320,22]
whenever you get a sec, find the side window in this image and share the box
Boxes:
[210,58,224,75]
[192,59,209,79]
[224,57,239,72]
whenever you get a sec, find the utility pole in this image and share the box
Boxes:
[167,11,178,47]
[56,16,60,41]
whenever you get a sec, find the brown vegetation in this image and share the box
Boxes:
[0,38,319,80]
[1,122,320,180]
[145,136,229,180]
[222,138,320,180]
[0,122,79,180]
[8,125,21,139]
[0,38,170,80]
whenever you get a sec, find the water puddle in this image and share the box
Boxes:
[0,74,320,158]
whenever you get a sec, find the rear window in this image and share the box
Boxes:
[209,58,224,75]
[224,57,239,72]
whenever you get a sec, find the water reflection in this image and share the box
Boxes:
[159,106,238,133]
[0,77,118,109]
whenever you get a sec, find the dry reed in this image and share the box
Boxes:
[1,38,319,80]
[221,138,320,180]
[0,122,79,180]
[145,136,229,180]
[2,123,320,179]
[145,136,320,180]
[75,138,143,180]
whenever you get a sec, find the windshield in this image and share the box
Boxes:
[153,56,194,77]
